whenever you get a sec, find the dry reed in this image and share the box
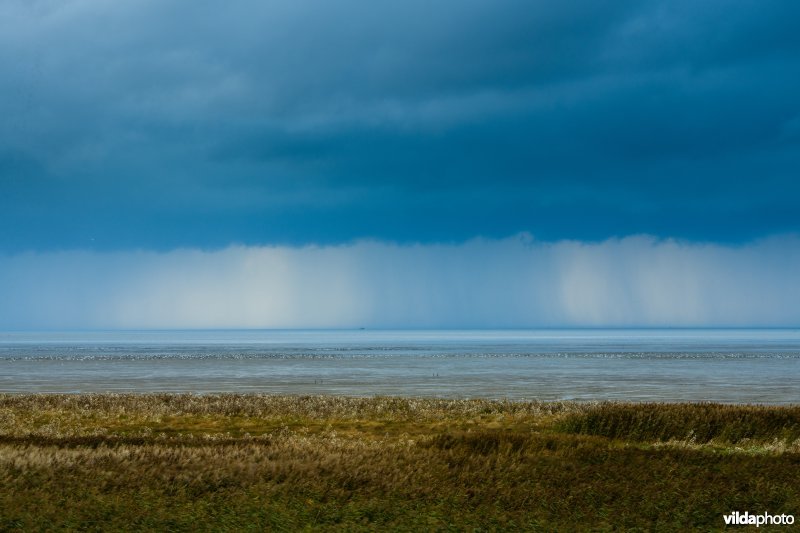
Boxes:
[1,394,798,531]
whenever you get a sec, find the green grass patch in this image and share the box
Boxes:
[557,402,800,444]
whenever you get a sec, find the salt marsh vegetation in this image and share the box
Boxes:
[1,394,798,530]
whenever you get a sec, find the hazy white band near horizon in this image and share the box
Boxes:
[2,234,799,329]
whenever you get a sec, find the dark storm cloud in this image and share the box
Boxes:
[1,0,799,250]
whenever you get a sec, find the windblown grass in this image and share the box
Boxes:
[1,394,798,531]
[557,402,800,444]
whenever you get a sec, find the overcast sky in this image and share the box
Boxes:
[1,1,798,328]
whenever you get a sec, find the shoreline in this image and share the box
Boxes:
[1,391,798,407]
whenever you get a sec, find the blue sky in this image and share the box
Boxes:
[1,1,799,328]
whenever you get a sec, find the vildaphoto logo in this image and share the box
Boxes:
[723,511,795,527]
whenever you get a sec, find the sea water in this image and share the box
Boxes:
[1,329,798,403]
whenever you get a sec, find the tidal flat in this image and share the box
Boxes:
[1,394,799,531]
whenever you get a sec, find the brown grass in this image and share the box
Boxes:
[1,394,798,531]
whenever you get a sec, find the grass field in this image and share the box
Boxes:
[1,394,799,531]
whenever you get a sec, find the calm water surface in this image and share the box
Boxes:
[1,329,798,403]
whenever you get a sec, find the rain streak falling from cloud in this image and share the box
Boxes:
[2,235,799,329]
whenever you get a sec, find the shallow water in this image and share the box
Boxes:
[1,329,799,403]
